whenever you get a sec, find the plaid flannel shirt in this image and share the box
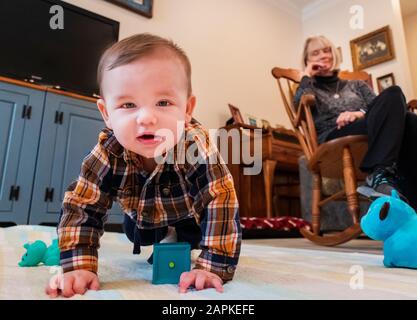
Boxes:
[58,121,242,282]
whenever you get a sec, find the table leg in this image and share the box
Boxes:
[263,159,277,218]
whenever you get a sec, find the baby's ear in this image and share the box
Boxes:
[185,95,196,124]
[97,99,112,129]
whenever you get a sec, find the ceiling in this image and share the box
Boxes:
[273,0,417,18]
[291,0,317,9]
[289,0,318,9]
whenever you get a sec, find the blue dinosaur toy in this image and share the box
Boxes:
[360,190,417,269]
[18,239,60,267]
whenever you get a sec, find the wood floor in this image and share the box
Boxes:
[245,237,383,255]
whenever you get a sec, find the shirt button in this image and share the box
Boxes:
[226,266,235,274]
[124,189,132,196]
[162,187,170,196]
[142,211,149,217]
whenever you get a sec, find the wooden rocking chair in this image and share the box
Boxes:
[271,67,371,246]
[272,68,417,245]
[409,99,417,113]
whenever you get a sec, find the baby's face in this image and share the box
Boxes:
[98,52,195,159]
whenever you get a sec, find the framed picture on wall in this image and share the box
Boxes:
[350,25,395,71]
[104,0,153,18]
[376,73,396,93]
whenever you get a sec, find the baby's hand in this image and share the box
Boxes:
[45,269,100,298]
[178,269,224,293]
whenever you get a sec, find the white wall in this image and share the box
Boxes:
[403,12,417,98]
[302,0,415,99]
[64,0,304,129]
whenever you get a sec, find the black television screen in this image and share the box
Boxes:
[0,0,119,96]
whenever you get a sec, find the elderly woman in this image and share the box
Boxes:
[294,35,417,208]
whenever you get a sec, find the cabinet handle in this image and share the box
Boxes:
[26,106,32,119]
[21,105,27,119]
[54,111,64,124]
[21,105,32,119]
[9,186,20,201]
[15,186,20,201]
[44,188,54,202]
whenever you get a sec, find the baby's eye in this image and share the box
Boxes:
[120,103,136,109]
[156,100,172,107]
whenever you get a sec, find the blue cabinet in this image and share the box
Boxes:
[0,80,123,225]
[29,92,123,225]
[0,82,45,224]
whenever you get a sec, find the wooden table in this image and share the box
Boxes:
[221,123,303,218]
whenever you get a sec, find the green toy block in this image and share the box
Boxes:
[152,242,191,285]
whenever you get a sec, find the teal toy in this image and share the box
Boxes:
[360,190,417,269]
[152,242,191,284]
[18,239,60,267]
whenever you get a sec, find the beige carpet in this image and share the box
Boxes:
[1,225,417,300]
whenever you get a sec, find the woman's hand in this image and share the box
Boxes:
[302,61,329,78]
[336,111,364,129]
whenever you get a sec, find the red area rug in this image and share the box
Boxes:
[240,216,311,239]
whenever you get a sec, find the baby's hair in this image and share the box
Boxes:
[97,33,192,96]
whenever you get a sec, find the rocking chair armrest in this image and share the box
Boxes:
[408,99,417,111]
[292,93,319,154]
[300,93,316,108]
[293,94,316,127]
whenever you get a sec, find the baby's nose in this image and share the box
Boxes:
[136,108,157,126]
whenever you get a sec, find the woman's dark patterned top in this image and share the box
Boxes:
[293,71,376,143]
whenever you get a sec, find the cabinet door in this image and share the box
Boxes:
[29,93,123,225]
[0,82,45,224]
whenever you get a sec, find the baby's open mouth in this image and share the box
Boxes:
[137,133,164,144]
[139,134,156,140]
